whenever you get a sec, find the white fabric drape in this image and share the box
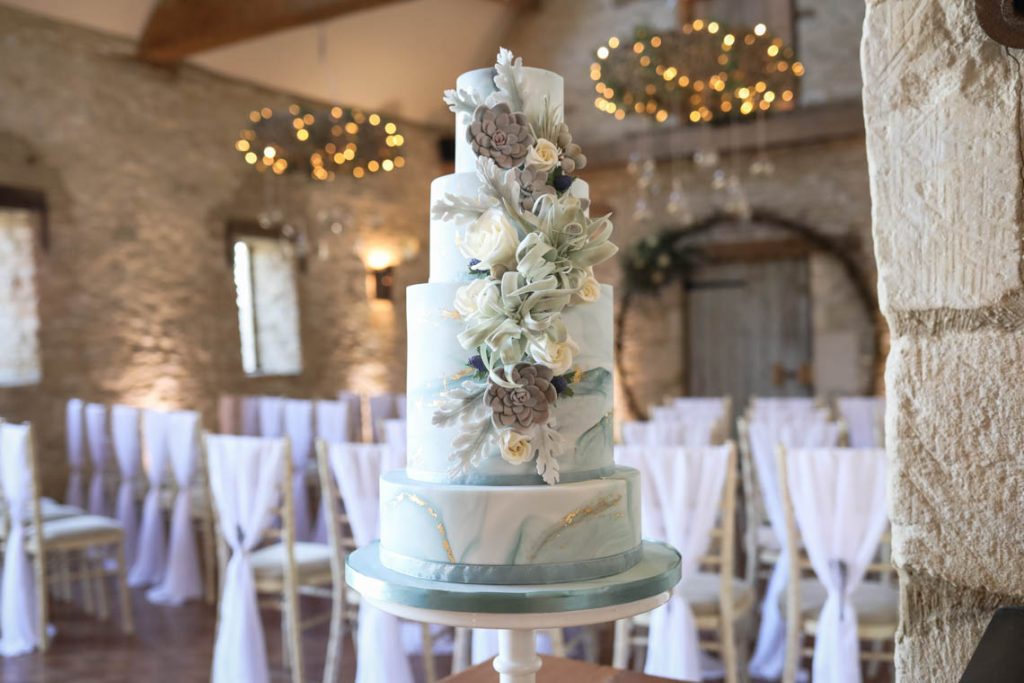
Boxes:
[337,392,363,442]
[217,395,239,435]
[395,394,407,419]
[0,423,39,656]
[617,444,730,681]
[240,396,261,436]
[368,394,397,443]
[836,397,885,448]
[311,401,352,543]
[147,410,203,605]
[327,442,415,683]
[748,417,842,678]
[382,419,407,465]
[111,405,142,568]
[85,403,110,517]
[786,448,889,683]
[207,435,287,683]
[258,396,285,438]
[284,399,314,541]
[65,398,85,508]
[129,410,172,586]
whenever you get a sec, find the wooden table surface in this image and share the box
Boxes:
[440,656,690,682]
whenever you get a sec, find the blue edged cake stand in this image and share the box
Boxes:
[346,540,681,683]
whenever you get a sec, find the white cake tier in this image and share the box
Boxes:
[406,281,614,485]
[454,66,564,175]
[429,174,590,283]
[379,466,642,584]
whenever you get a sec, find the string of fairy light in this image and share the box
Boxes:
[235,102,406,181]
[591,20,803,124]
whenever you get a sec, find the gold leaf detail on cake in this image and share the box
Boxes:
[390,492,457,562]
[527,493,622,561]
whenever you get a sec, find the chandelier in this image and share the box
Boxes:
[235,102,406,181]
[591,21,803,124]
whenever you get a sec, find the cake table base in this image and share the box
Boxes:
[346,540,681,683]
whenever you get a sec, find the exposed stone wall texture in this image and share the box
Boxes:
[863,0,1024,678]
[0,6,436,493]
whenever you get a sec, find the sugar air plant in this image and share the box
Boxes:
[431,49,615,485]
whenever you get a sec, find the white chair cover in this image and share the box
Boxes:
[671,397,727,421]
[395,393,407,419]
[129,410,172,586]
[311,401,352,543]
[623,444,731,681]
[65,398,85,508]
[0,423,39,656]
[785,448,889,683]
[337,391,363,442]
[620,420,651,445]
[327,442,415,683]
[748,416,842,678]
[111,405,142,568]
[283,399,314,541]
[217,395,239,435]
[85,402,110,517]
[207,435,288,683]
[369,393,398,443]
[147,410,203,605]
[382,418,407,465]
[257,396,285,437]
[836,396,885,448]
[240,396,261,436]
[748,396,819,421]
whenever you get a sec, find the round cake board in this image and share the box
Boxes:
[346,540,681,683]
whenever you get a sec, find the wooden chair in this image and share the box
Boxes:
[612,442,755,682]
[207,434,336,683]
[777,445,897,682]
[0,422,133,652]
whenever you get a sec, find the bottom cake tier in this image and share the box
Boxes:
[378,466,642,584]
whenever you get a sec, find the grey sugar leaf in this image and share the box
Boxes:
[431,382,487,427]
[534,422,563,486]
[490,48,526,114]
[443,87,483,123]
[477,158,537,231]
[431,192,496,222]
[448,406,494,476]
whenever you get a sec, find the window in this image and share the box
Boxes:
[0,206,42,386]
[231,234,302,376]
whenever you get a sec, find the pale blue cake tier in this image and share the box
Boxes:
[347,540,681,614]
[406,282,614,485]
[429,174,590,283]
[379,466,642,584]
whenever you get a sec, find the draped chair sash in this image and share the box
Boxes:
[207,435,287,683]
[748,416,842,678]
[785,448,889,683]
[836,396,885,448]
[626,444,731,681]
[328,442,415,683]
[257,396,285,438]
[129,410,172,586]
[311,401,351,543]
[146,410,203,605]
[111,405,142,568]
[65,398,85,508]
[0,424,39,656]
[84,403,110,517]
[283,399,314,541]
[337,392,363,442]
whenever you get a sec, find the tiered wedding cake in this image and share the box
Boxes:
[380,50,642,585]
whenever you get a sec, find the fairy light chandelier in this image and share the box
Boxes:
[591,20,803,124]
[235,102,406,181]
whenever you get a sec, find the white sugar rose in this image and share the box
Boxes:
[453,278,489,318]
[576,275,601,303]
[498,429,534,465]
[525,138,560,173]
[459,208,519,273]
[529,335,580,375]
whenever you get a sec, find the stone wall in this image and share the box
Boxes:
[0,6,438,492]
[862,0,1024,677]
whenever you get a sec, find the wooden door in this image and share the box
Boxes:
[685,257,812,407]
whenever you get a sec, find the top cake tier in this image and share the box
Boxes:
[453,67,564,174]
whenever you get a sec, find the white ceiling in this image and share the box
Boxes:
[0,0,516,126]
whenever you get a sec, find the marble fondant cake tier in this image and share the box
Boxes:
[406,281,614,485]
[429,173,590,283]
[379,466,642,584]
[453,66,564,175]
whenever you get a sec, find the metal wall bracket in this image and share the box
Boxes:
[977,0,1024,48]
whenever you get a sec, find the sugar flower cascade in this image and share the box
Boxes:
[431,49,618,485]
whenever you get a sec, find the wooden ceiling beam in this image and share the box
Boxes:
[137,0,411,64]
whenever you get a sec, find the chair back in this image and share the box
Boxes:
[84,402,111,516]
[257,396,285,438]
[283,399,314,540]
[369,394,399,443]
[239,396,260,436]
[315,400,354,444]
[111,405,142,565]
[337,391,363,442]
[747,396,820,422]
[128,409,174,586]
[205,433,292,683]
[65,398,85,507]
[778,446,889,683]
[835,396,885,448]
[382,419,407,461]
[323,442,393,546]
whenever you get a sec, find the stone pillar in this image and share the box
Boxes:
[862,0,1024,678]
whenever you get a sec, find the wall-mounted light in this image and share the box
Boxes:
[354,235,419,300]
